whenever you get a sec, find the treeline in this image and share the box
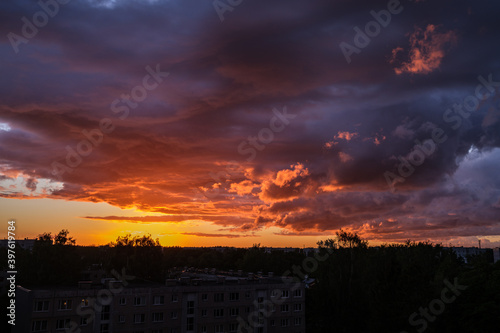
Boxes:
[3,230,305,286]
[2,230,499,332]
[307,231,500,333]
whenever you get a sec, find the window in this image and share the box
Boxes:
[214,324,224,333]
[257,297,264,303]
[271,290,278,297]
[214,293,224,302]
[100,324,109,333]
[31,320,47,332]
[294,303,302,311]
[119,297,126,305]
[214,309,224,318]
[230,308,239,316]
[152,312,164,322]
[295,317,302,326]
[58,300,72,310]
[229,292,239,301]
[229,323,238,333]
[186,317,194,331]
[134,297,145,306]
[258,312,264,325]
[280,319,289,327]
[56,319,70,330]
[281,304,289,312]
[134,314,145,324]
[271,304,276,312]
[171,311,178,319]
[153,296,164,305]
[281,290,289,298]
[294,289,302,297]
[245,291,251,298]
[187,301,194,315]
[81,298,89,307]
[33,300,49,312]
[270,319,275,326]
[81,317,88,326]
[152,330,163,333]
[119,315,125,323]
[201,326,207,333]
[201,293,208,301]
[101,305,110,320]
[171,294,178,302]
[201,309,207,317]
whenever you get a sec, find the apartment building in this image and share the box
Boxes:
[14,273,306,333]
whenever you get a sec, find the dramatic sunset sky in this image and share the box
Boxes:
[1,0,499,247]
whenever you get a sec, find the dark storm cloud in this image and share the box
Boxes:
[1,0,499,241]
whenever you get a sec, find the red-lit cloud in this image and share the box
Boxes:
[391,24,458,75]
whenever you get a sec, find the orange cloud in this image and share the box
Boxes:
[229,180,259,195]
[391,24,457,74]
[335,131,359,141]
[274,163,309,187]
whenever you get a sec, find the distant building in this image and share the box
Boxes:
[494,247,500,263]
[448,247,489,263]
[14,273,306,333]
[0,238,36,251]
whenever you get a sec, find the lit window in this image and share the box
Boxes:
[58,300,72,310]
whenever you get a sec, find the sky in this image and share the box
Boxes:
[1,0,500,247]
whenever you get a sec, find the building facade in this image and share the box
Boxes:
[15,274,306,333]
[494,247,500,263]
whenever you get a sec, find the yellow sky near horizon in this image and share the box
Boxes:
[0,197,335,247]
